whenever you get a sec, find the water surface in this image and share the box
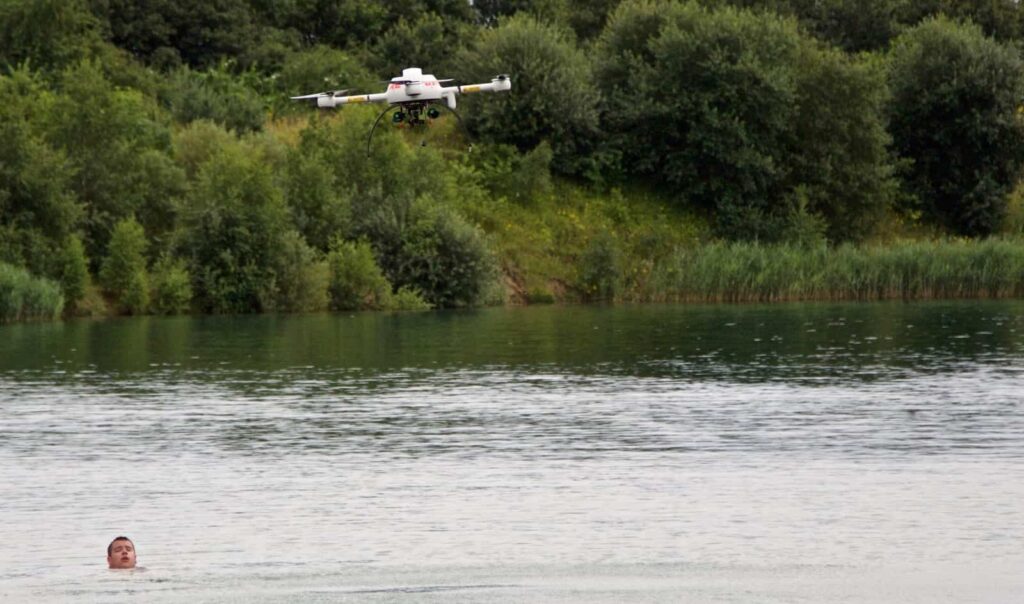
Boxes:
[2,301,1023,602]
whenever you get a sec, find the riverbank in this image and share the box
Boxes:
[6,234,1024,324]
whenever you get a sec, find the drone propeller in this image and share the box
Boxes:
[493,74,509,81]
[289,89,349,100]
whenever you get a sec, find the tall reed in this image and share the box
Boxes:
[655,238,1024,303]
[0,263,65,323]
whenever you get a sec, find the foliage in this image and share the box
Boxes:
[596,0,896,242]
[7,0,1024,322]
[161,64,266,133]
[389,285,432,310]
[0,0,105,73]
[466,142,553,204]
[99,216,149,314]
[274,45,375,112]
[269,229,329,312]
[656,238,1024,302]
[595,1,803,239]
[578,231,621,301]
[390,202,498,308]
[453,13,603,178]
[43,61,181,266]
[93,0,261,69]
[0,261,64,322]
[0,70,82,274]
[178,142,290,313]
[149,255,192,314]
[709,0,909,53]
[283,144,352,252]
[787,45,897,242]
[54,234,90,314]
[326,238,393,311]
[888,18,1024,237]
[370,13,472,77]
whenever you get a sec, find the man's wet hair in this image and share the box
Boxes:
[107,536,133,557]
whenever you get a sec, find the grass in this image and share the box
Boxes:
[0,262,64,323]
[653,238,1024,303]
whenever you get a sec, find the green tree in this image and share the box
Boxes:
[453,13,603,178]
[270,229,329,312]
[0,70,82,274]
[596,0,896,241]
[179,144,290,313]
[710,0,909,52]
[44,61,182,266]
[161,64,267,133]
[92,0,261,69]
[0,0,104,73]
[788,46,897,241]
[326,238,393,310]
[283,150,352,252]
[900,1,1024,44]
[888,18,1024,236]
[595,1,802,239]
[274,45,375,116]
[274,0,390,48]
[100,217,149,314]
[370,13,473,77]
[54,234,91,313]
[149,255,192,314]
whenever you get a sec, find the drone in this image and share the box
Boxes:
[292,67,512,153]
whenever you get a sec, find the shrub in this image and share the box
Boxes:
[389,285,431,311]
[150,255,193,315]
[271,230,329,313]
[0,262,63,322]
[578,231,621,301]
[54,234,90,313]
[390,203,498,308]
[99,217,149,314]
[163,64,266,134]
[327,239,393,311]
[179,145,289,313]
[453,13,603,177]
[888,17,1024,236]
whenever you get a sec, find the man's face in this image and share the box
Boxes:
[107,540,136,569]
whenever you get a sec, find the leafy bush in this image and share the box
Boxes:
[163,64,266,134]
[0,262,64,322]
[283,148,352,252]
[100,217,149,314]
[468,142,553,204]
[379,201,497,308]
[888,17,1024,237]
[270,229,329,313]
[595,0,896,242]
[179,144,289,313]
[0,0,104,73]
[327,239,393,311]
[389,285,431,311]
[149,255,193,314]
[54,234,90,313]
[578,231,621,301]
[453,13,603,177]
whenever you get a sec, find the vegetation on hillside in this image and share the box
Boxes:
[4,0,1024,321]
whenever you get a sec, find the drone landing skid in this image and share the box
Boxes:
[366,102,472,156]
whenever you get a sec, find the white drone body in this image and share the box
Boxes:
[292,67,510,152]
[292,67,511,110]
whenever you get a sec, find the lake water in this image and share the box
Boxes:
[2,301,1023,602]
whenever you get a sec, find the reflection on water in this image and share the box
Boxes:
[2,301,1023,602]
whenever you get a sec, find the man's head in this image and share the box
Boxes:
[107,536,136,569]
